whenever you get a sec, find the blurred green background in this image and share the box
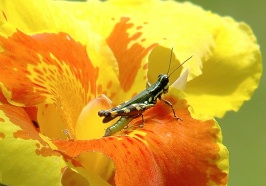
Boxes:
[177,0,265,185]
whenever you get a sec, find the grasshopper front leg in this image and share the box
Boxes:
[160,97,182,121]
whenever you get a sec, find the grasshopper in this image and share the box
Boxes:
[98,49,192,136]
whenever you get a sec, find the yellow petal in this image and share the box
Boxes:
[1,0,81,35]
[60,0,262,118]
[0,104,66,186]
[185,19,262,117]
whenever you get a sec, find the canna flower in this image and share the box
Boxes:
[0,0,261,186]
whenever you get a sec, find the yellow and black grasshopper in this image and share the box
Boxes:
[98,50,192,136]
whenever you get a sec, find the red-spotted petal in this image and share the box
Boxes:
[0,30,99,135]
[0,30,98,105]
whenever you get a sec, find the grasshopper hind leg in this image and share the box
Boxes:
[103,114,146,137]
[104,117,134,137]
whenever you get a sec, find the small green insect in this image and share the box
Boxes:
[99,49,192,136]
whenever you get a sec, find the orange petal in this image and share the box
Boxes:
[53,95,228,186]
[0,90,8,104]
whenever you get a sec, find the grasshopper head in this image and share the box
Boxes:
[158,74,169,93]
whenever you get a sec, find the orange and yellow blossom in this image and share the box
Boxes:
[0,0,261,186]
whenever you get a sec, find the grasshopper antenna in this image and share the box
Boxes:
[168,55,193,77]
[166,47,174,75]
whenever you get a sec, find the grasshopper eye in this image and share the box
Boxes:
[159,74,169,83]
